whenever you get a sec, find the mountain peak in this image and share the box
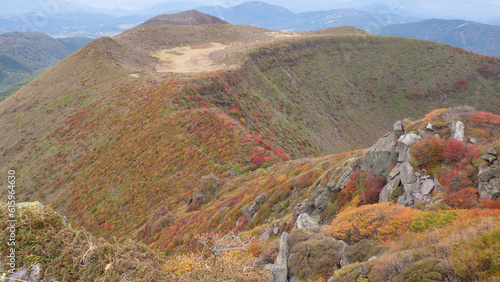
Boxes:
[133,9,229,30]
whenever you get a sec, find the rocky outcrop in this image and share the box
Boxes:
[294,213,319,230]
[478,166,500,200]
[242,193,268,218]
[393,121,405,138]
[477,148,500,200]
[361,133,398,176]
[267,232,290,282]
[451,120,465,141]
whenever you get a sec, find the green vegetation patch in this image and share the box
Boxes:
[411,210,466,232]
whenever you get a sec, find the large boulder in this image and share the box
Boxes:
[295,213,319,230]
[396,133,421,162]
[393,121,405,138]
[477,166,500,200]
[452,121,465,141]
[361,133,397,176]
[379,178,402,202]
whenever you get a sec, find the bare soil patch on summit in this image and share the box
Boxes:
[155,42,238,73]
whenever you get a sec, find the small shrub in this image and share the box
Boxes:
[410,136,445,170]
[325,202,421,244]
[401,258,446,282]
[441,187,480,209]
[411,210,465,233]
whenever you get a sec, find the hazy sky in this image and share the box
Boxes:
[66,0,500,20]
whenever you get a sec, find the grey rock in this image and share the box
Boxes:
[482,154,498,164]
[326,177,336,191]
[397,184,414,206]
[293,199,315,220]
[379,177,401,202]
[334,166,355,192]
[469,137,480,144]
[259,227,272,242]
[487,147,498,156]
[393,121,405,137]
[361,133,398,175]
[426,123,433,131]
[478,167,500,200]
[453,121,465,141]
[399,162,415,185]
[16,201,44,208]
[6,263,42,282]
[273,226,280,235]
[267,232,290,282]
[397,133,421,162]
[241,193,268,218]
[388,163,402,179]
[413,192,424,202]
[421,179,435,195]
[314,189,330,212]
[399,133,421,147]
[295,213,319,230]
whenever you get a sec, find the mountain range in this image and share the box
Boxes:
[379,19,500,57]
[0,9,499,282]
[0,32,91,100]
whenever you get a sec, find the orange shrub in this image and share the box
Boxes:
[325,202,421,244]
[410,135,445,170]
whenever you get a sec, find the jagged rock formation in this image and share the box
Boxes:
[478,148,500,200]
[267,232,290,282]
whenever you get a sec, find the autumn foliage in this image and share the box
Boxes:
[409,135,445,170]
[325,202,421,244]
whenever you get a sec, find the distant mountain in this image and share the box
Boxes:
[379,19,500,56]
[197,1,418,32]
[0,32,91,100]
[132,9,228,30]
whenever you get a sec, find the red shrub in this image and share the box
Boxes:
[359,173,386,205]
[442,138,466,162]
[441,188,480,209]
[480,199,500,209]
[440,169,474,193]
[249,149,266,166]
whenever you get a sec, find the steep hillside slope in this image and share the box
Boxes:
[0,14,499,281]
[379,19,500,56]
[2,106,499,281]
[0,32,92,100]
